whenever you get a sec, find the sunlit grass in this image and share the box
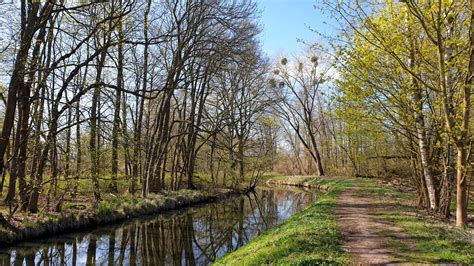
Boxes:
[218,176,473,264]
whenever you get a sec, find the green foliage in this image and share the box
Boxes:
[330,0,471,181]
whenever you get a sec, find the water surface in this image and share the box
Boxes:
[0,186,317,265]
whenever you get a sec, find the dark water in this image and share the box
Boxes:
[0,186,317,265]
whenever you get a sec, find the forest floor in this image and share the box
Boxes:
[217,176,474,265]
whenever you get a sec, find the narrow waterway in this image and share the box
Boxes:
[0,186,317,265]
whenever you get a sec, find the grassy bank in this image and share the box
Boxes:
[353,178,474,264]
[0,189,235,247]
[263,175,330,191]
[215,177,352,265]
[217,176,474,265]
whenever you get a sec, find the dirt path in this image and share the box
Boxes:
[336,187,412,265]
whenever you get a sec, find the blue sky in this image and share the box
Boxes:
[256,0,335,58]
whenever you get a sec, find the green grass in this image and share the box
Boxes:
[382,212,473,263]
[215,178,352,265]
[264,175,320,184]
[96,193,140,216]
[217,176,473,265]
[96,189,212,216]
[354,178,474,264]
[21,217,37,228]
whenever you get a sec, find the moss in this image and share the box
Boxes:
[216,178,351,265]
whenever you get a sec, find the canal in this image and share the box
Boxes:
[1,186,317,265]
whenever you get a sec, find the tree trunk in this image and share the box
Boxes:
[111,1,124,193]
[65,97,72,190]
[455,0,473,227]
[74,97,82,196]
[415,121,437,209]
[0,2,42,176]
[455,144,469,226]
[131,0,151,195]
[5,122,20,207]
[89,35,108,203]
[406,8,438,210]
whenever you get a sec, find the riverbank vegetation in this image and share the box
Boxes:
[0,186,317,264]
[218,176,474,264]
[216,178,352,265]
[0,189,227,246]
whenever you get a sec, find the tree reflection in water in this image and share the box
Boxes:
[0,187,316,265]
